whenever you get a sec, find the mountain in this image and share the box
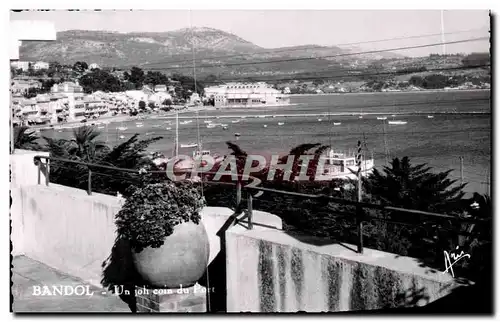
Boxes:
[19,28,405,78]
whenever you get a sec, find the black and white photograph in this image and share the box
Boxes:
[8,4,494,315]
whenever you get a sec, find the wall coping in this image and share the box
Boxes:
[227,228,457,285]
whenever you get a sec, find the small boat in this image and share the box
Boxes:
[231,120,240,123]
[207,123,217,129]
[119,135,125,139]
[359,116,363,119]
[318,118,322,122]
[180,120,193,125]
[220,124,228,127]
[222,126,228,130]
[333,122,342,126]
[263,124,268,128]
[234,133,241,137]
[145,132,154,136]
[427,115,434,119]
[204,120,212,124]
[278,122,285,126]
[388,120,407,125]
[57,130,62,133]
[377,116,387,120]
[136,124,144,128]
[391,114,396,117]
[181,143,198,148]
[166,127,172,130]
[117,126,127,131]
[272,115,276,118]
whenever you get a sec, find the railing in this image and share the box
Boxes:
[33,155,490,255]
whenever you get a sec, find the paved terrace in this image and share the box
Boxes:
[12,256,129,312]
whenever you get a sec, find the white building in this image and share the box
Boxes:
[10,61,31,71]
[89,63,100,70]
[33,61,49,70]
[51,81,85,120]
[204,82,290,108]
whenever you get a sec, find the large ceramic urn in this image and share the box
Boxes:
[132,220,210,288]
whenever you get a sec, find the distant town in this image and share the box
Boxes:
[10,52,490,126]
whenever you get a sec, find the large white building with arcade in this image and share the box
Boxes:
[203,82,290,108]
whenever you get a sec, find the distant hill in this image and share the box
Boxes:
[19,28,405,77]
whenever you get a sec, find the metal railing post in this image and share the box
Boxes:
[236,181,242,207]
[247,192,253,230]
[87,168,92,196]
[356,204,364,254]
[37,161,41,185]
[45,159,50,186]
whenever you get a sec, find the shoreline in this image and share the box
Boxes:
[288,88,490,97]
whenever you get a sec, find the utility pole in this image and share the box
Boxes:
[356,140,363,254]
[440,10,446,55]
[382,119,389,165]
[459,156,464,186]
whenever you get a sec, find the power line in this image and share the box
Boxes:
[139,28,488,68]
[145,37,489,71]
[199,64,491,84]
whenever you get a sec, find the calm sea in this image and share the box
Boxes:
[45,90,491,195]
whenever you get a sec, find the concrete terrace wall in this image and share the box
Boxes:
[225,229,461,312]
[10,151,283,290]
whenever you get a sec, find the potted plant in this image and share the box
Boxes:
[115,181,209,288]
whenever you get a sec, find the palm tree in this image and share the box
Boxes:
[68,126,108,162]
[13,126,42,151]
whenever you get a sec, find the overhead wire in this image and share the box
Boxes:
[144,37,489,71]
[138,28,489,68]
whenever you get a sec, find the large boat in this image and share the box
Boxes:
[333,122,342,126]
[180,142,198,148]
[317,149,375,180]
[377,116,387,120]
[180,120,193,125]
[388,120,407,125]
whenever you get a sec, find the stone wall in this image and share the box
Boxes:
[225,228,462,312]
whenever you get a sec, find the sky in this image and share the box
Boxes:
[10,10,490,56]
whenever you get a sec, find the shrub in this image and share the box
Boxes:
[115,182,205,253]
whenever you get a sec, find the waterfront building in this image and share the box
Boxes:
[11,79,42,95]
[83,95,108,118]
[203,82,290,107]
[33,61,49,70]
[51,81,85,120]
[10,61,31,71]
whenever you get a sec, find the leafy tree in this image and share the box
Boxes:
[163,98,173,107]
[125,67,145,89]
[79,69,124,93]
[138,101,146,110]
[144,71,168,87]
[73,61,89,73]
[13,126,43,151]
[148,102,156,109]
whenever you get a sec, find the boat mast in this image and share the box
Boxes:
[175,112,179,157]
[190,11,201,154]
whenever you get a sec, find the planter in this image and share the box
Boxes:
[132,220,210,289]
